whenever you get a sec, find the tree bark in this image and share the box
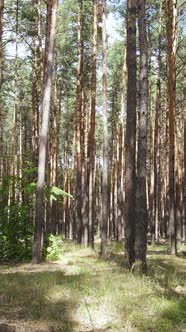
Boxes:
[0,0,3,86]
[184,63,186,242]
[88,0,98,248]
[152,0,162,244]
[32,0,58,264]
[11,0,19,205]
[49,77,60,235]
[117,48,127,242]
[75,0,83,244]
[124,0,137,268]
[37,0,44,90]
[0,0,4,182]
[166,0,177,255]
[101,0,108,255]
[135,0,148,273]
[32,36,39,159]
[82,90,89,246]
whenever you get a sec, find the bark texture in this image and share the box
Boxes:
[32,0,58,264]
[101,0,108,255]
[166,0,177,255]
[152,1,162,244]
[184,63,186,241]
[75,0,83,244]
[135,0,148,273]
[0,0,4,181]
[88,0,98,248]
[124,0,137,268]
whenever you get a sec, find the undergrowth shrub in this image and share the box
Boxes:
[0,204,32,262]
[46,234,63,260]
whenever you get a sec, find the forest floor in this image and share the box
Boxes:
[0,242,186,332]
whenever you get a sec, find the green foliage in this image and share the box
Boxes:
[0,171,72,262]
[24,181,73,202]
[0,175,16,197]
[23,181,37,195]
[0,204,32,262]
[46,235,63,260]
[45,186,73,203]
[0,174,34,261]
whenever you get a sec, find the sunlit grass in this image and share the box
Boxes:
[0,241,185,331]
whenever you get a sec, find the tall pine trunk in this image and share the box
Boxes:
[10,0,19,205]
[75,0,83,244]
[124,0,137,268]
[117,48,127,242]
[32,36,39,160]
[37,0,44,90]
[32,0,58,264]
[135,0,148,273]
[152,1,162,244]
[166,0,177,255]
[48,76,60,235]
[82,90,89,245]
[101,0,108,255]
[184,63,186,242]
[0,0,4,182]
[0,0,3,86]
[88,0,98,248]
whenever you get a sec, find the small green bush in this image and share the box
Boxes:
[46,234,63,260]
[0,204,32,262]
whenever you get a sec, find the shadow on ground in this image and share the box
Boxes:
[0,268,84,331]
[98,246,186,331]
[0,245,186,332]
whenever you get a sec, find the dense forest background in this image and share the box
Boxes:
[0,0,186,272]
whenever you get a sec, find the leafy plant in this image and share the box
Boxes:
[46,185,73,203]
[0,204,33,262]
[23,182,73,203]
[46,235,63,260]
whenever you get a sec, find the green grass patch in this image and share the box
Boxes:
[0,242,185,331]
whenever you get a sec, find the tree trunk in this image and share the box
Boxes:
[0,0,4,182]
[32,36,39,159]
[82,91,89,245]
[175,161,182,247]
[0,0,3,86]
[37,0,44,89]
[124,0,137,268]
[153,0,162,244]
[11,0,19,205]
[88,0,98,248]
[117,122,124,242]
[75,0,83,244]
[184,63,186,242]
[166,0,177,255]
[48,77,60,235]
[101,0,108,255]
[135,0,148,273]
[117,47,127,242]
[147,25,154,244]
[32,0,58,264]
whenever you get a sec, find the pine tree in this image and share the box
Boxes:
[166,0,177,255]
[75,0,83,244]
[101,0,108,255]
[32,0,58,263]
[0,0,4,181]
[88,0,98,248]
[184,62,186,242]
[124,0,137,268]
[135,0,148,273]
